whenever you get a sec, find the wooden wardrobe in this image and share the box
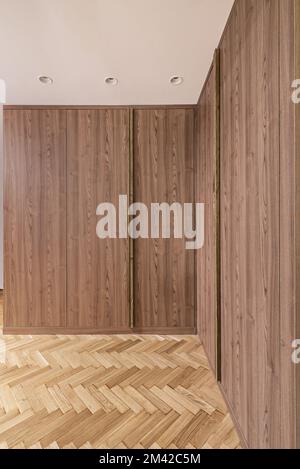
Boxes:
[4,0,299,449]
[196,0,300,450]
[3,107,196,335]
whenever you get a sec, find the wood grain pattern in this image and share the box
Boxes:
[279,0,298,449]
[195,59,219,376]
[4,110,67,328]
[67,110,129,330]
[220,0,281,448]
[133,110,195,330]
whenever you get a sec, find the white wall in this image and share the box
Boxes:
[0,0,234,106]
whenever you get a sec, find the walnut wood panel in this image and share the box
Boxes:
[133,109,195,330]
[220,0,281,448]
[4,110,67,328]
[67,110,129,330]
[279,0,298,449]
[195,64,218,374]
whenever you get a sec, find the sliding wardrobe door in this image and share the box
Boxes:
[67,110,130,331]
[196,54,219,376]
[133,109,195,333]
[220,0,280,448]
[4,110,67,329]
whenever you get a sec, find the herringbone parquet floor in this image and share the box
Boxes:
[0,293,240,449]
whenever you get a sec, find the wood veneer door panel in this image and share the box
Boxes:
[279,0,298,449]
[133,109,195,329]
[196,65,217,374]
[4,110,67,328]
[220,0,280,448]
[67,110,129,329]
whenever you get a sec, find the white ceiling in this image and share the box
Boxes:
[0,0,233,105]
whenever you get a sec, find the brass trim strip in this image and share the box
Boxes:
[214,48,222,382]
[129,109,134,329]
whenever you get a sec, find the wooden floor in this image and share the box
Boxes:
[0,293,239,449]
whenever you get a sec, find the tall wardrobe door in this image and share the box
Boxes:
[133,109,195,333]
[4,110,67,329]
[220,0,280,448]
[67,110,130,331]
[196,62,218,376]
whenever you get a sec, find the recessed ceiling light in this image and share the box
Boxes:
[105,77,118,86]
[38,75,53,85]
[170,76,184,86]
